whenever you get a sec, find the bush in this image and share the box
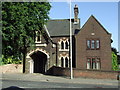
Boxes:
[112,52,118,71]
[0,55,22,65]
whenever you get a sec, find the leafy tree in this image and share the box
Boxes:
[2,2,51,65]
[111,47,118,55]
[112,51,118,71]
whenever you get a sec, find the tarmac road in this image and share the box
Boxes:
[1,73,119,89]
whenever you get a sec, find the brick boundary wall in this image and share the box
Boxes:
[0,64,23,73]
[52,66,119,80]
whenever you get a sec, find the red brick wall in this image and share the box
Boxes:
[52,66,119,80]
[76,16,112,71]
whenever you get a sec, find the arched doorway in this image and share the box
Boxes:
[30,51,47,74]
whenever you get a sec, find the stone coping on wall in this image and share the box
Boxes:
[52,66,119,80]
[53,66,119,73]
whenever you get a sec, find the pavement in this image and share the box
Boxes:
[1,73,119,87]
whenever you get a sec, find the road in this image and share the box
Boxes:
[1,73,119,89]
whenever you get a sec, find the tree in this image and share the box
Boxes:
[111,47,118,55]
[112,51,118,71]
[2,2,51,64]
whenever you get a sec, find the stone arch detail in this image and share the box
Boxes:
[26,48,50,59]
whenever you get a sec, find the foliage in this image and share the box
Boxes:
[111,47,118,55]
[112,51,118,71]
[2,2,51,64]
[1,55,22,65]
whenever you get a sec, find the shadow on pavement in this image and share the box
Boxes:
[2,86,24,90]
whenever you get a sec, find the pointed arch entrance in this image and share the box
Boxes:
[30,51,47,73]
[27,48,50,74]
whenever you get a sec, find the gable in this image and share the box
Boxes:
[79,15,111,36]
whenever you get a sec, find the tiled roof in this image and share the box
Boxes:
[46,19,74,36]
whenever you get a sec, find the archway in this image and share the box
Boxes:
[30,51,47,74]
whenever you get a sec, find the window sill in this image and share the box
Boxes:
[35,41,41,43]
[86,48,100,50]
[87,69,100,70]
[59,49,69,51]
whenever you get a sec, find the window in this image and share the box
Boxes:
[96,58,100,69]
[61,41,64,49]
[91,40,95,49]
[86,57,100,70]
[96,40,100,49]
[65,57,69,68]
[59,39,69,51]
[87,40,91,49]
[87,58,91,69]
[37,32,41,42]
[65,41,69,49]
[61,57,64,67]
[92,58,96,69]
[35,31,42,43]
[60,57,69,68]
[86,39,100,50]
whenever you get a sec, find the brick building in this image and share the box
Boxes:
[24,5,112,74]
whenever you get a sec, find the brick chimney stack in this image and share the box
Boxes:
[74,4,79,23]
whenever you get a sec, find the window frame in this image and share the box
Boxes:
[86,57,101,70]
[59,39,69,51]
[61,41,64,50]
[96,40,100,50]
[65,57,69,68]
[86,39,100,50]
[87,40,91,49]
[35,31,42,43]
[86,58,91,69]
[60,56,69,68]
[96,58,101,70]
[61,57,64,67]
[91,40,95,49]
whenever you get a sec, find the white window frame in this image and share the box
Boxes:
[59,39,69,51]
[87,57,101,70]
[35,31,42,43]
[60,56,69,68]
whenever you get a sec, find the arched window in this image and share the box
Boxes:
[61,57,64,67]
[65,57,69,68]
[61,41,64,49]
[65,41,69,49]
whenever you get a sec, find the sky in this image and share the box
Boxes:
[48,2,118,51]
